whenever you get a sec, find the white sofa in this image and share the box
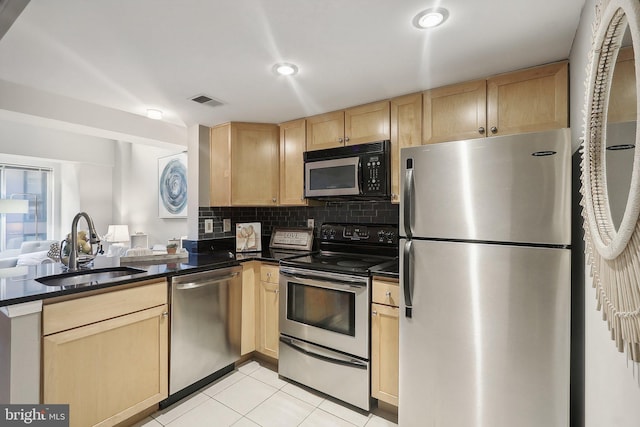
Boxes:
[0,240,58,268]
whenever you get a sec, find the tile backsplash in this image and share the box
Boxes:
[198,201,399,240]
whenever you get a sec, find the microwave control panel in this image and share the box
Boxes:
[363,154,387,194]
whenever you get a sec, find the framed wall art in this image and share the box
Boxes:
[158,152,188,218]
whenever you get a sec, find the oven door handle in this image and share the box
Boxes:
[280,336,368,370]
[280,271,367,288]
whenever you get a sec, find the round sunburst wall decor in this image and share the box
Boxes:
[581,0,640,362]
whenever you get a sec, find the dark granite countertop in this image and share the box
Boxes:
[0,248,315,308]
[0,259,240,308]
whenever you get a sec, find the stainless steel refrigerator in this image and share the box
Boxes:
[399,129,571,427]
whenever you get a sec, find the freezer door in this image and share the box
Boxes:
[399,239,570,427]
[400,129,571,245]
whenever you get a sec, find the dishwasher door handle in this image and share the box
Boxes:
[175,272,239,290]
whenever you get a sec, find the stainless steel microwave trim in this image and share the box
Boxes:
[305,156,360,197]
[303,140,391,200]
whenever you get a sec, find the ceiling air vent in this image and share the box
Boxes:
[190,95,224,108]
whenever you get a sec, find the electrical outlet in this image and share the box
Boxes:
[223,218,232,232]
[204,219,213,233]
[307,219,315,229]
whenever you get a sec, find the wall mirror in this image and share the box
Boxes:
[582,0,640,362]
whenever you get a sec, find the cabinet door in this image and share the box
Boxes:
[608,46,636,124]
[43,305,168,427]
[487,61,568,136]
[257,280,279,359]
[279,119,308,206]
[210,123,232,206]
[371,302,399,406]
[230,123,279,205]
[345,101,391,145]
[241,261,258,355]
[423,79,487,144]
[306,111,345,151]
[390,93,422,203]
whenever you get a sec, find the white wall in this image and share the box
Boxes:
[0,118,187,247]
[118,142,187,247]
[0,119,114,240]
[570,1,640,426]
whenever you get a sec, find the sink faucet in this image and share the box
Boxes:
[68,212,101,270]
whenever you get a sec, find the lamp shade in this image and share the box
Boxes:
[0,199,29,214]
[105,225,130,243]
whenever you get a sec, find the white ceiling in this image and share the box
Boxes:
[0,0,586,131]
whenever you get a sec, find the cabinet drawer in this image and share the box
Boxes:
[372,278,399,307]
[260,264,280,284]
[43,280,167,335]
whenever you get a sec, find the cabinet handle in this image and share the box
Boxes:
[162,311,169,318]
[490,126,498,134]
[478,127,485,134]
[345,136,350,142]
[372,310,378,316]
[385,291,392,297]
[272,197,277,203]
[338,137,344,143]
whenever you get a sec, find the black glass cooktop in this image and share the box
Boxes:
[281,251,394,275]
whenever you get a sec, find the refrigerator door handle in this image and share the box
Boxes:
[403,239,413,318]
[403,167,414,238]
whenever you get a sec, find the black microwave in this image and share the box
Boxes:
[303,140,391,200]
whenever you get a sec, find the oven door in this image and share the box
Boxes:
[279,266,370,359]
[304,156,361,197]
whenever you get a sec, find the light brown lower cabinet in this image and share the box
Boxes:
[257,264,280,359]
[42,281,168,427]
[371,278,399,407]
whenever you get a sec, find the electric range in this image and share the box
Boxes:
[278,222,398,411]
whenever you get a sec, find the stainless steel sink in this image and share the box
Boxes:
[36,267,147,287]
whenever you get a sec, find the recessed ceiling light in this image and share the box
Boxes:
[273,63,299,76]
[146,109,163,120]
[413,7,449,29]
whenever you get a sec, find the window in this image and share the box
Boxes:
[0,165,52,251]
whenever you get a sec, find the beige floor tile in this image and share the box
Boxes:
[246,390,315,427]
[213,375,278,415]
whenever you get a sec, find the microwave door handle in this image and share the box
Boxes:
[357,160,364,195]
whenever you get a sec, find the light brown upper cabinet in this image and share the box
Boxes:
[306,101,391,151]
[210,122,280,206]
[279,119,308,206]
[390,93,422,203]
[423,79,487,144]
[423,61,568,144]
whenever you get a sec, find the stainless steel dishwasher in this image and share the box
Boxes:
[167,265,242,403]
